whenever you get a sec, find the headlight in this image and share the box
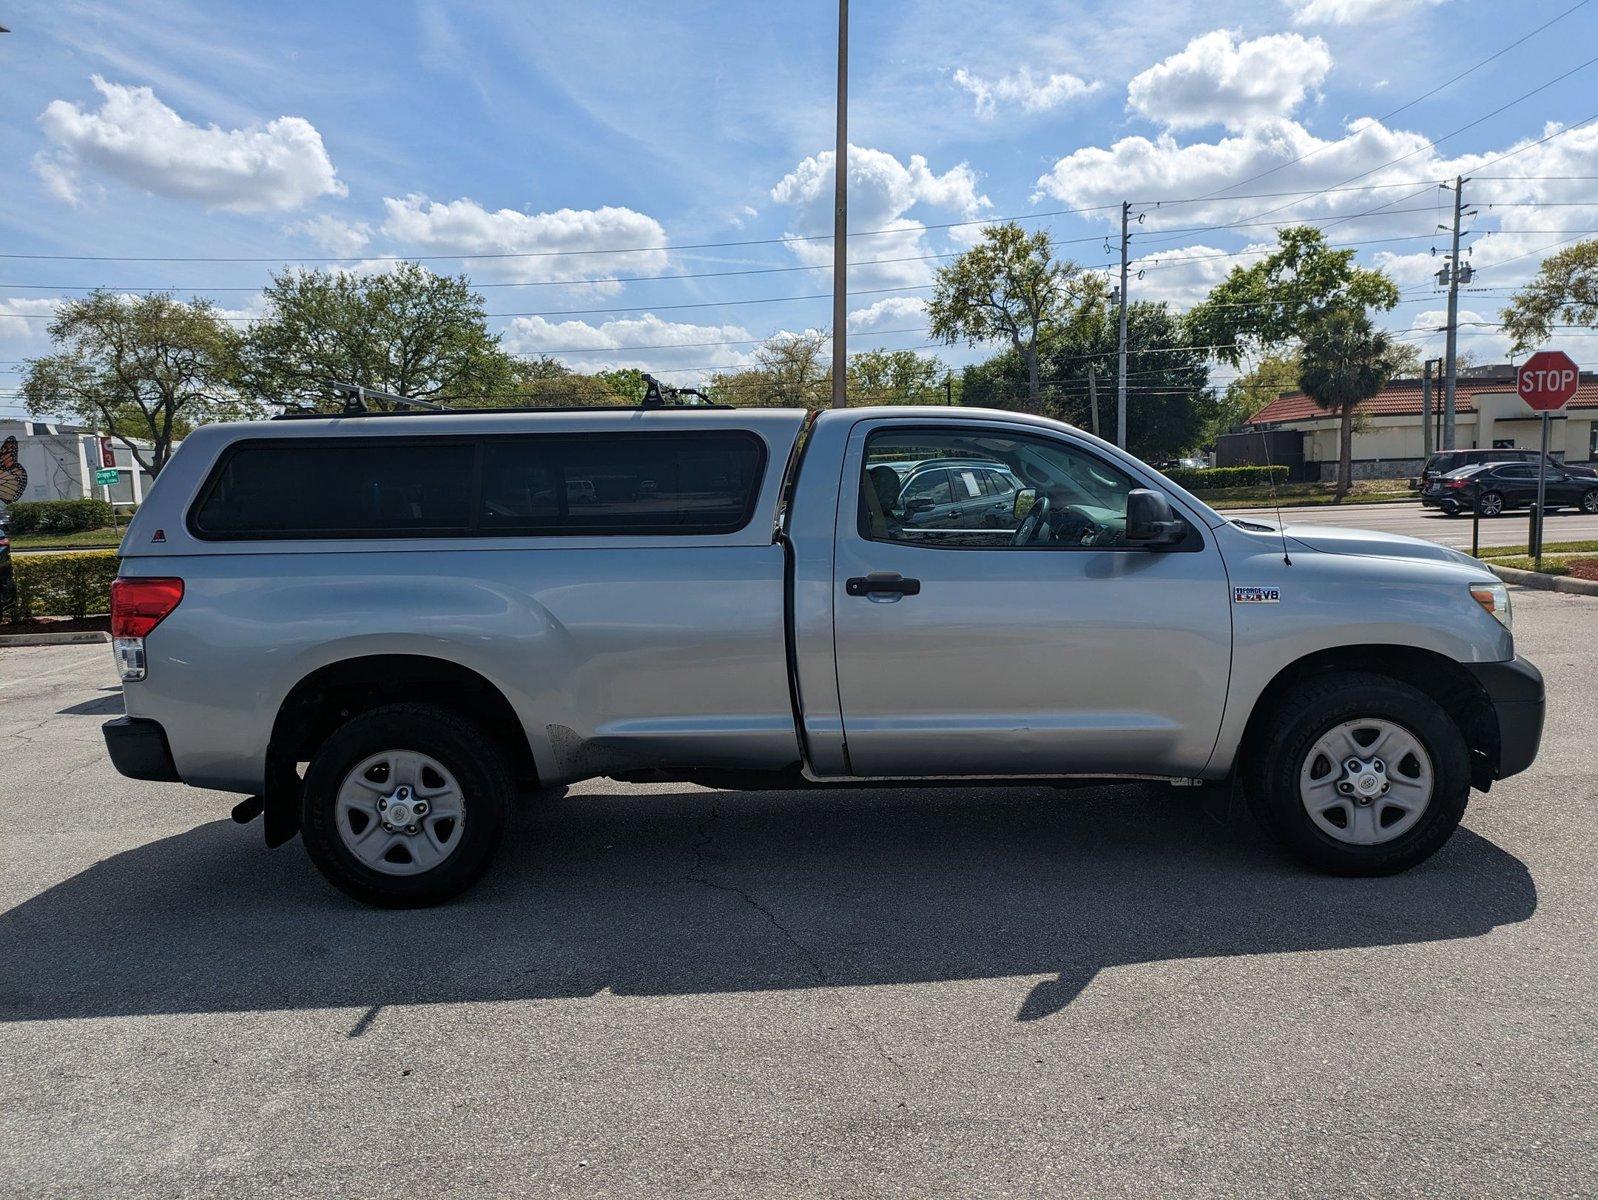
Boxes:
[1469,581,1512,630]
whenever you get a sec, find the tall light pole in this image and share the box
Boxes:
[1116,201,1130,448]
[1439,176,1473,451]
[830,0,849,409]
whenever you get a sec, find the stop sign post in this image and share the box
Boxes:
[1517,351,1580,566]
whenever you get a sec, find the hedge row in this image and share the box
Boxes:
[4,498,122,535]
[1165,465,1291,490]
[7,551,119,620]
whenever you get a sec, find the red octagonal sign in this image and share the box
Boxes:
[1517,350,1580,412]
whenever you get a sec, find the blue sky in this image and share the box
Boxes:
[3,0,1598,413]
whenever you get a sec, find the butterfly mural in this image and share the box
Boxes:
[0,436,27,505]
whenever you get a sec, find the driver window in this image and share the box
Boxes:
[858,427,1141,549]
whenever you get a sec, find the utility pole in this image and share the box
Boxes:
[1421,358,1434,461]
[1440,176,1474,450]
[1088,369,1100,436]
[829,0,849,410]
[1116,201,1130,449]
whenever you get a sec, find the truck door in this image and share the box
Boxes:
[830,419,1233,779]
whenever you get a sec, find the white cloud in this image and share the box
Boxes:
[847,296,928,333]
[291,215,372,256]
[952,66,1099,119]
[1288,0,1446,25]
[0,298,62,342]
[379,194,669,290]
[1127,30,1332,131]
[770,145,991,291]
[1130,243,1273,309]
[501,312,758,378]
[1403,307,1510,363]
[35,76,344,212]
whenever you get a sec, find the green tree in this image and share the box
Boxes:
[957,298,1213,461]
[708,330,831,408]
[1187,226,1401,367]
[1298,308,1402,498]
[928,223,1093,412]
[507,357,645,406]
[21,291,251,477]
[1500,238,1598,354]
[847,348,949,404]
[1209,349,1301,440]
[242,262,516,410]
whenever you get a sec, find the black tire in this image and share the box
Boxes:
[1477,491,1504,517]
[1581,488,1598,515]
[1439,500,1460,517]
[1245,672,1471,876]
[301,703,513,907]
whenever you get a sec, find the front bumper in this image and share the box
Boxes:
[102,716,183,783]
[1466,657,1545,780]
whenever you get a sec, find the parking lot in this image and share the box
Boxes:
[0,588,1593,1198]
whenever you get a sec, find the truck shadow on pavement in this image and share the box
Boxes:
[0,784,1536,1025]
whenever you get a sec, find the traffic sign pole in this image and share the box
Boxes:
[1515,350,1580,572]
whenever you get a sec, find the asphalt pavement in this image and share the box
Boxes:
[1228,498,1598,549]
[1,590,1595,1197]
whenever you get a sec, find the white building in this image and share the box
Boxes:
[1239,366,1598,481]
[0,419,159,507]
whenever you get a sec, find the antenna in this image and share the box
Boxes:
[1256,429,1292,566]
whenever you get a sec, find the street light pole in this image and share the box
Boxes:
[1441,176,1471,451]
[1116,201,1130,448]
[830,0,848,410]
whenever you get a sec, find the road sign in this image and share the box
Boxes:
[98,435,116,468]
[1516,351,1580,568]
[94,467,120,486]
[1516,350,1579,411]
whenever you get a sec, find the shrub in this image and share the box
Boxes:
[1165,465,1291,491]
[9,551,119,620]
[5,498,118,536]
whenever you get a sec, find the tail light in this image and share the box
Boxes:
[110,577,183,681]
[1444,478,1469,490]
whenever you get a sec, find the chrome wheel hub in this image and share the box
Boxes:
[336,751,465,876]
[1299,719,1434,846]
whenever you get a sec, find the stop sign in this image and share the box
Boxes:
[1516,350,1580,411]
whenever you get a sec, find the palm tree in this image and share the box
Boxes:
[1298,308,1401,499]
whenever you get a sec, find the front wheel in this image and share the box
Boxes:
[301,703,513,907]
[1476,491,1505,517]
[1245,673,1470,876]
[1580,488,1598,515]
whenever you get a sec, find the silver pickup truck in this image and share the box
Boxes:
[102,404,1544,906]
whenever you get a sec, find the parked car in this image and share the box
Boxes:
[1417,448,1596,492]
[104,404,1543,905]
[1422,461,1598,517]
[883,458,1023,530]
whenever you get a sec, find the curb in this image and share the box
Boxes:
[1485,562,1598,597]
[0,631,111,646]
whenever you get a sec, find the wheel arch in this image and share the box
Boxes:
[1238,645,1500,790]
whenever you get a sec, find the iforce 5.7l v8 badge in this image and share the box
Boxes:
[1234,586,1280,603]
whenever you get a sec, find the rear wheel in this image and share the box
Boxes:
[301,703,512,907]
[1476,491,1504,517]
[1581,488,1598,515]
[1246,673,1470,876]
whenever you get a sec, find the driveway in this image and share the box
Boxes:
[1,590,1594,1197]
[1227,498,1598,548]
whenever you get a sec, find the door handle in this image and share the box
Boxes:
[846,573,921,597]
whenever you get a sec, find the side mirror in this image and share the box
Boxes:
[1012,488,1037,521]
[1125,488,1186,548]
[904,496,936,516]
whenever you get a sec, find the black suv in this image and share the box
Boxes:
[1423,461,1598,517]
[1418,448,1596,491]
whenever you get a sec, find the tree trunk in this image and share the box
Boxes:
[1337,404,1355,499]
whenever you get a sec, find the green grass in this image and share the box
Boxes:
[1488,555,1574,576]
[9,527,125,550]
[1205,490,1413,511]
[1476,538,1598,559]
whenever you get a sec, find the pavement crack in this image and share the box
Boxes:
[684,794,905,1078]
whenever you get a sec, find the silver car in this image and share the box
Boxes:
[103,404,1544,905]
